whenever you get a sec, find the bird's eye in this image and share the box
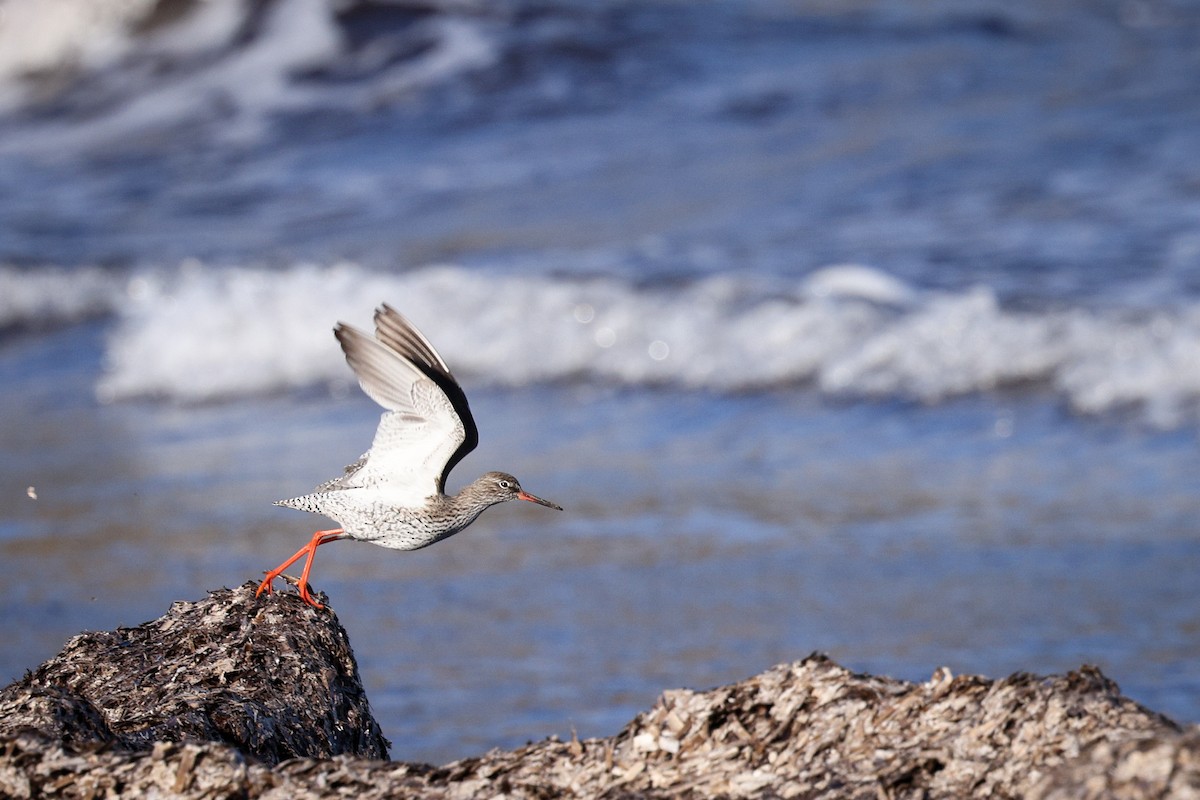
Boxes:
[498,479,511,489]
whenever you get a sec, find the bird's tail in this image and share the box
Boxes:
[274,495,317,512]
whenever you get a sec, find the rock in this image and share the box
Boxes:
[398,657,1197,799]
[2,584,1198,798]
[0,582,389,766]
[1028,727,1200,800]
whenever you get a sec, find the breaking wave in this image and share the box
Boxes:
[0,0,640,150]
[81,261,1200,428]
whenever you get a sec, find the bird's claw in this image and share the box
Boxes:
[257,572,324,609]
[297,585,324,610]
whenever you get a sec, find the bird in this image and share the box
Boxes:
[256,303,562,608]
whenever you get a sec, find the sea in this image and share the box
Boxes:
[1,0,1198,765]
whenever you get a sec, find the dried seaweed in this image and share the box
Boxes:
[0,583,389,766]
[1,584,1197,798]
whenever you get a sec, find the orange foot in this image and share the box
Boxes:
[255,528,345,609]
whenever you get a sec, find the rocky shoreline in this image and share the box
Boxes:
[1,583,1196,798]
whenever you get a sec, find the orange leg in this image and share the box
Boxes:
[256,528,346,609]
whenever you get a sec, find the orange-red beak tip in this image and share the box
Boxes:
[518,491,563,511]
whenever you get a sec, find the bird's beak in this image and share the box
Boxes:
[518,490,563,511]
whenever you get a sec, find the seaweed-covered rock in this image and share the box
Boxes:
[1029,726,1200,800]
[0,582,389,765]
[400,655,1192,799]
[1,585,1197,798]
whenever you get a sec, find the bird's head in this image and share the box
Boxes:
[478,471,563,510]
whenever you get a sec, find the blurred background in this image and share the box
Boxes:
[1,0,1199,765]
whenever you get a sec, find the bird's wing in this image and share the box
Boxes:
[374,302,453,375]
[371,304,479,488]
[326,308,478,498]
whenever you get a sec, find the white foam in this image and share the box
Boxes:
[361,16,500,106]
[0,0,500,150]
[819,288,1065,399]
[57,0,342,146]
[0,0,156,110]
[1055,309,1200,429]
[0,264,125,328]
[91,260,1200,427]
[802,264,916,306]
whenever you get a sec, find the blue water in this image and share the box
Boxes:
[0,0,1198,765]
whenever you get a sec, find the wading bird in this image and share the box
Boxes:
[257,304,562,608]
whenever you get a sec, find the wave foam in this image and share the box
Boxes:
[92,261,1200,428]
[0,264,125,329]
[0,0,501,148]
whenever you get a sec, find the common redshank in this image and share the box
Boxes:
[256,304,562,608]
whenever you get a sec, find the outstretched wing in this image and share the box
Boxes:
[326,306,479,500]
